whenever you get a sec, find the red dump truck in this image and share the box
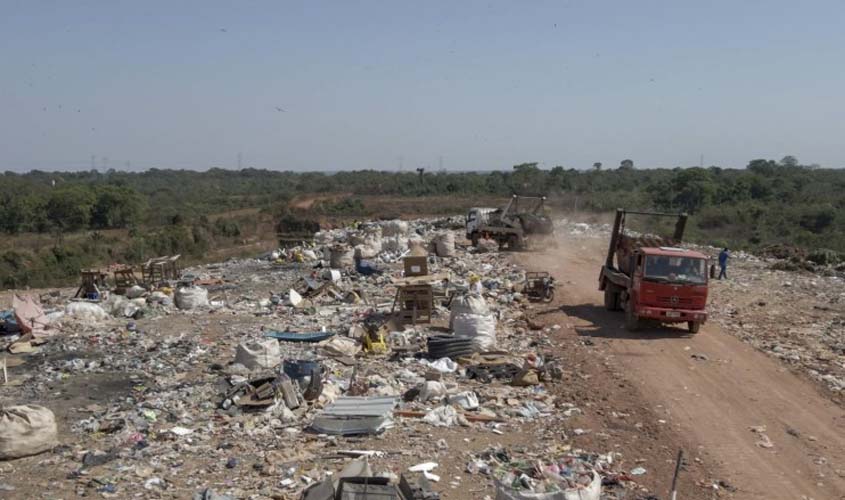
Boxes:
[598,209,709,333]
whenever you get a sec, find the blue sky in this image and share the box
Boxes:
[2,0,844,171]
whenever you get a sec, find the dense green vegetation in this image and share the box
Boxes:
[1,156,843,287]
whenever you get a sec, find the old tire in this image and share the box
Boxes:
[624,301,640,331]
[603,288,619,311]
[688,321,701,334]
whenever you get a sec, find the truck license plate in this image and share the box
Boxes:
[666,311,681,318]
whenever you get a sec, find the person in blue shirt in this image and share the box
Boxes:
[718,248,729,279]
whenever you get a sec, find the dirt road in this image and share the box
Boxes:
[522,235,845,500]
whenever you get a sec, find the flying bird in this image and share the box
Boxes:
[274,107,286,112]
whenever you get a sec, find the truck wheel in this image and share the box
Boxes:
[603,289,619,311]
[543,289,555,302]
[624,301,640,331]
[508,235,522,250]
[470,232,479,247]
[688,321,701,334]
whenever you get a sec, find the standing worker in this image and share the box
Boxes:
[718,248,730,279]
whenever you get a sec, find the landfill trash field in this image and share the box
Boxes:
[1,216,844,499]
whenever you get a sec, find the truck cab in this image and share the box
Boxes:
[627,247,708,332]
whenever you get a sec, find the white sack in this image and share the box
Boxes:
[329,246,355,268]
[234,339,281,370]
[0,405,58,460]
[433,232,456,257]
[452,312,497,351]
[175,286,209,310]
[65,302,109,323]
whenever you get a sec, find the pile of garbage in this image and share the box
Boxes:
[0,217,652,499]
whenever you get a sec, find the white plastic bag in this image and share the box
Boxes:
[0,405,58,460]
[448,391,479,410]
[175,286,209,310]
[234,339,281,370]
[65,302,109,323]
[419,381,447,402]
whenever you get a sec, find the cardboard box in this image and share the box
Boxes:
[403,256,428,277]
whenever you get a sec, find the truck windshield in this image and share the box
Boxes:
[644,255,707,284]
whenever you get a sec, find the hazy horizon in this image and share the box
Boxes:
[3,1,844,172]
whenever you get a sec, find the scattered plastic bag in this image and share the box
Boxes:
[419,357,458,373]
[448,391,479,410]
[422,405,466,427]
[419,381,447,402]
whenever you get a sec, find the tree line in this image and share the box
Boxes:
[1,156,843,255]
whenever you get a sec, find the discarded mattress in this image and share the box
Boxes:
[310,396,396,436]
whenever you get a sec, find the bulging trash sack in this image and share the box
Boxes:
[408,238,429,256]
[175,286,209,310]
[452,313,497,351]
[234,339,281,370]
[0,405,58,460]
[433,231,456,257]
[329,246,355,269]
[65,302,109,323]
[449,292,496,351]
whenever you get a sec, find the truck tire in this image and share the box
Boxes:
[508,234,522,250]
[603,288,619,311]
[470,232,479,247]
[624,301,640,331]
[688,321,701,334]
